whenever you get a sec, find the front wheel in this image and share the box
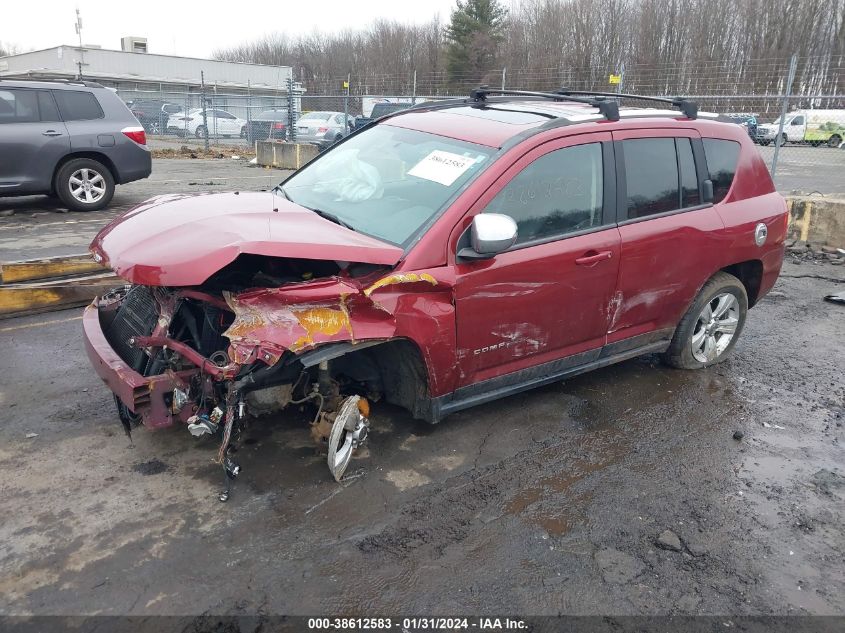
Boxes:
[55,158,115,211]
[663,272,748,369]
[195,125,206,139]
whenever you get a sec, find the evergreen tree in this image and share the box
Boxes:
[444,0,508,86]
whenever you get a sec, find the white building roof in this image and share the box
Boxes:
[0,45,292,90]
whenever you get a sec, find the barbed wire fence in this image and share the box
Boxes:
[116,53,843,190]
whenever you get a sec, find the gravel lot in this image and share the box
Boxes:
[0,156,843,624]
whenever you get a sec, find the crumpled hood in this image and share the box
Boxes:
[90,191,403,286]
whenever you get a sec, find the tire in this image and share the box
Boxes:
[54,158,115,212]
[662,272,748,370]
[778,133,788,146]
[240,126,247,139]
[759,140,771,146]
[195,125,206,139]
[148,120,161,135]
[828,134,842,149]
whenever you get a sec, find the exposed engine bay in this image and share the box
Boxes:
[91,253,437,501]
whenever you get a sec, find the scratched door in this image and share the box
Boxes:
[454,133,621,387]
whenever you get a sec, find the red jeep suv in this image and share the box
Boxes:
[83,88,787,493]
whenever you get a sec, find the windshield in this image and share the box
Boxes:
[278,125,494,247]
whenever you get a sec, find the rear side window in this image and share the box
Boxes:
[677,138,700,207]
[623,138,679,218]
[702,139,741,203]
[484,142,604,245]
[53,90,104,121]
[0,89,39,123]
[37,91,61,122]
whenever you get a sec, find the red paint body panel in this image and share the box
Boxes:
[90,192,403,286]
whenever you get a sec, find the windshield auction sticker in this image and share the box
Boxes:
[408,150,476,186]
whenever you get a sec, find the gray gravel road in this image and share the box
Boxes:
[0,260,843,619]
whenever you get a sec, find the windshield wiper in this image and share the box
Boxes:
[274,186,354,231]
[311,208,355,231]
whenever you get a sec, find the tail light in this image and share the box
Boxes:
[273,122,285,129]
[121,126,146,145]
[317,127,328,133]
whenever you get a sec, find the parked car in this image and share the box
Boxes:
[126,99,183,135]
[353,101,413,130]
[84,89,787,491]
[756,109,845,147]
[294,111,352,148]
[0,78,151,211]
[167,108,247,139]
[245,109,289,142]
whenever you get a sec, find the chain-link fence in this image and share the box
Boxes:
[117,62,843,192]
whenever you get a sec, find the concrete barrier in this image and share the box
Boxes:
[786,196,845,247]
[0,253,106,284]
[256,141,319,170]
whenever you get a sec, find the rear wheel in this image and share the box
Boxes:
[55,158,115,212]
[195,125,206,139]
[240,126,247,139]
[663,272,748,369]
[828,134,842,148]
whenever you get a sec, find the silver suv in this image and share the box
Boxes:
[0,79,151,211]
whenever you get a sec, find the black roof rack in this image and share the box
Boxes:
[469,86,620,121]
[0,76,105,89]
[555,88,698,119]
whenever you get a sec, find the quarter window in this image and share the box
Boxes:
[702,139,741,203]
[0,89,39,124]
[53,90,104,121]
[483,143,604,245]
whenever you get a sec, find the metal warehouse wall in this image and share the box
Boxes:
[0,46,292,90]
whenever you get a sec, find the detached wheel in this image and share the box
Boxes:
[663,272,748,369]
[55,158,115,211]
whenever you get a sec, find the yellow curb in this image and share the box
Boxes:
[0,254,106,284]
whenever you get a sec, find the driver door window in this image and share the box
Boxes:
[483,142,604,245]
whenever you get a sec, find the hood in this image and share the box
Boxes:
[90,191,403,287]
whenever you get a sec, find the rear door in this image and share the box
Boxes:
[52,89,107,151]
[0,88,68,194]
[609,128,725,348]
[454,132,620,387]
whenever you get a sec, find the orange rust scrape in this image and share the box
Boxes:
[291,303,354,351]
[363,273,437,297]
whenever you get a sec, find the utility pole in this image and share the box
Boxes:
[343,73,350,134]
[771,54,797,180]
[201,71,210,152]
[74,8,85,80]
[412,70,417,105]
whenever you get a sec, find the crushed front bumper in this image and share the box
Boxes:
[82,300,196,429]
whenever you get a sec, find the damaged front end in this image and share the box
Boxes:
[83,251,440,499]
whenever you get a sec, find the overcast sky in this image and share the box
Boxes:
[3,0,459,58]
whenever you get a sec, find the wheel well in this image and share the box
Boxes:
[321,338,434,422]
[52,152,119,190]
[721,260,763,307]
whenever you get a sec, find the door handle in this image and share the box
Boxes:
[575,250,613,266]
[42,130,63,136]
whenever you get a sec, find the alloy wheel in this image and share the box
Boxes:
[69,168,106,204]
[690,292,740,363]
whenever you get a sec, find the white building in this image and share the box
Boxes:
[0,45,299,115]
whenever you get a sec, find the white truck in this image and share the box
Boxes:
[756,109,845,147]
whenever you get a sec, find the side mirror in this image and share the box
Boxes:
[702,179,714,204]
[458,213,518,261]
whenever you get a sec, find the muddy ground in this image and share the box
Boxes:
[0,258,843,620]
